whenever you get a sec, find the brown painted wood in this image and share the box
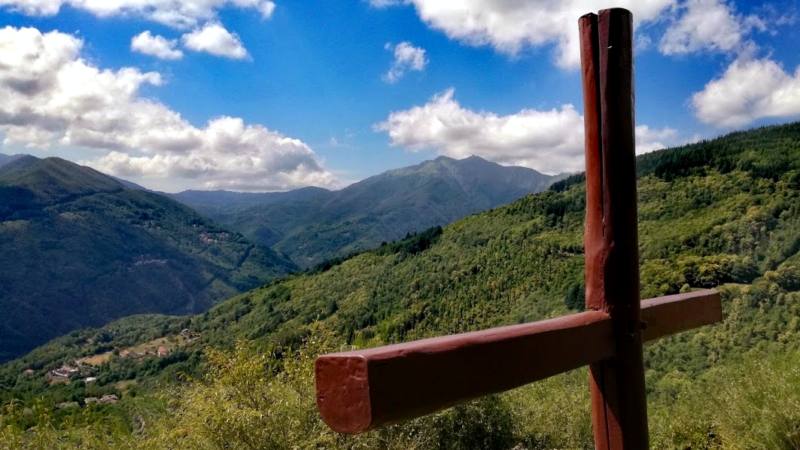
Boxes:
[579,12,603,313]
[316,310,614,433]
[580,8,649,450]
[641,290,722,342]
[314,289,723,434]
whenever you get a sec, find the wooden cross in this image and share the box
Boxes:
[314,8,723,449]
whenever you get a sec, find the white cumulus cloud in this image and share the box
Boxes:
[635,124,678,154]
[659,0,761,55]
[383,41,428,83]
[0,0,276,29]
[369,0,675,69]
[375,88,678,174]
[131,31,183,60]
[0,26,335,191]
[182,23,248,59]
[692,57,800,127]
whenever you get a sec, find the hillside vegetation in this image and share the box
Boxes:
[2,122,800,449]
[0,156,295,362]
[174,155,555,268]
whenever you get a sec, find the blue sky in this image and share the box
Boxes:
[0,0,798,192]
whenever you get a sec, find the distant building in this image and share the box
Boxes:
[157,345,169,357]
[50,364,79,378]
[83,377,97,383]
[47,364,80,384]
[99,394,119,404]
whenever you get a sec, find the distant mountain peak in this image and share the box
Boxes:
[0,156,125,204]
[175,154,556,268]
[0,154,38,170]
[427,154,547,176]
[432,154,486,164]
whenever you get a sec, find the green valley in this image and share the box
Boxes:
[0,156,296,362]
[2,122,800,448]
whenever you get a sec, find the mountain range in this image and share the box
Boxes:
[173,155,557,267]
[2,122,799,448]
[0,155,295,362]
[0,154,557,362]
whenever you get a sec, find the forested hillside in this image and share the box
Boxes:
[0,156,296,362]
[2,122,800,449]
[174,155,556,267]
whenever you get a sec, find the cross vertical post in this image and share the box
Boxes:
[579,9,649,449]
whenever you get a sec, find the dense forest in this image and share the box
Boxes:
[0,156,295,362]
[2,122,800,449]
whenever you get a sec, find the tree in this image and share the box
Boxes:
[564,283,584,311]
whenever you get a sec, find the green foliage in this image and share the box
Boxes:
[0,156,295,362]
[140,331,519,450]
[505,369,593,449]
[3,122,800,448]
[376,226,443,256]
[650,349,800,449]
[4,343,799,449]
[548,173,585,193]
[637,122,800,181]
[145,338,331,449]
[306,226,444,275]
[564,282,584,310]
[0,393,163,450]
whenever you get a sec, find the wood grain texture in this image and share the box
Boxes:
[316,311,614,433]
[314,288,723,434]
[641,290,722,342]
[580,8,650,450]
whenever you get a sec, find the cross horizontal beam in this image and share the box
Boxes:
[640,290,723,341]
[315,289,721,434]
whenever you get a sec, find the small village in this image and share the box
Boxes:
[29,329,201,410]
